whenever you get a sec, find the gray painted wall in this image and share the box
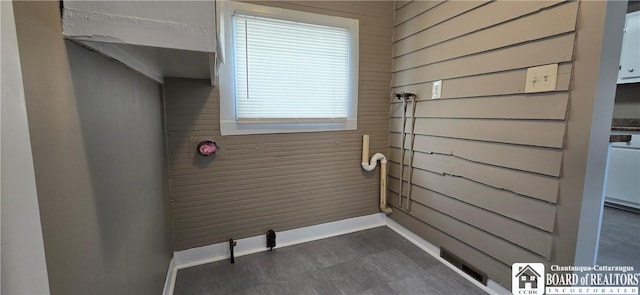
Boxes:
[165,1,394,251]
[13,2,172,294]
[1,1,50,293]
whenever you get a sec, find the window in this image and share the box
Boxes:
[218,1,359,135]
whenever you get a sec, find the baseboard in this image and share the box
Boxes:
[162,257,176,295]
[164,213,511,295]
[487,280,511,295]
[386,218,510,295]
[170,213,387,283]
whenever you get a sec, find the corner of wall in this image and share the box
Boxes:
[570,0,628,266]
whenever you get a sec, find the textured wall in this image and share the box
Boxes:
[388,0,622,287]
[165,1,394,251]
[13,2,172,294]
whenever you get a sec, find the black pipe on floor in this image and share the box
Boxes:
[229,239,236,264]
[267,230,276,251]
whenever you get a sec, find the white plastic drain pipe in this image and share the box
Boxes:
[361,135,392,214]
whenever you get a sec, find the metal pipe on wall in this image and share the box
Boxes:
[361,135,392,214]
[405,97,418,211]
[395,92,417,211]
[398,98,408,208]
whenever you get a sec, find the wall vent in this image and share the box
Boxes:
[440,248,488,285]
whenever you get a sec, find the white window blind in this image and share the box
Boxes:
[233,14,351,123]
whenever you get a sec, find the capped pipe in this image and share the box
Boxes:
[362,134,370,164]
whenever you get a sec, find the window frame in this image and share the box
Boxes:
[218,1,359,136]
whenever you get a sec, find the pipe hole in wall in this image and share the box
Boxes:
[197,140,218,157]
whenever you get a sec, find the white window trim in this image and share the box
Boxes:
[218,1,359,136]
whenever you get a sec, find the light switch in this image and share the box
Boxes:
[525,64,558,93]
[432,80,442,99]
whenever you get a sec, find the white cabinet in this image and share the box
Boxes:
[618,11,640,84]
[605,134,640,209]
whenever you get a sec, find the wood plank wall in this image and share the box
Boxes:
[389,0,579,286]
[165,1,394,251]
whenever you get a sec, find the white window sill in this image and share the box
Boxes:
[220,120,357,136]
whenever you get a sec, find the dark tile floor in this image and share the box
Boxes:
[597,206,640,270]
[174,227,487,295]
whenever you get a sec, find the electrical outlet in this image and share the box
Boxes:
[525,64,558,93]
[432,80,442,99]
